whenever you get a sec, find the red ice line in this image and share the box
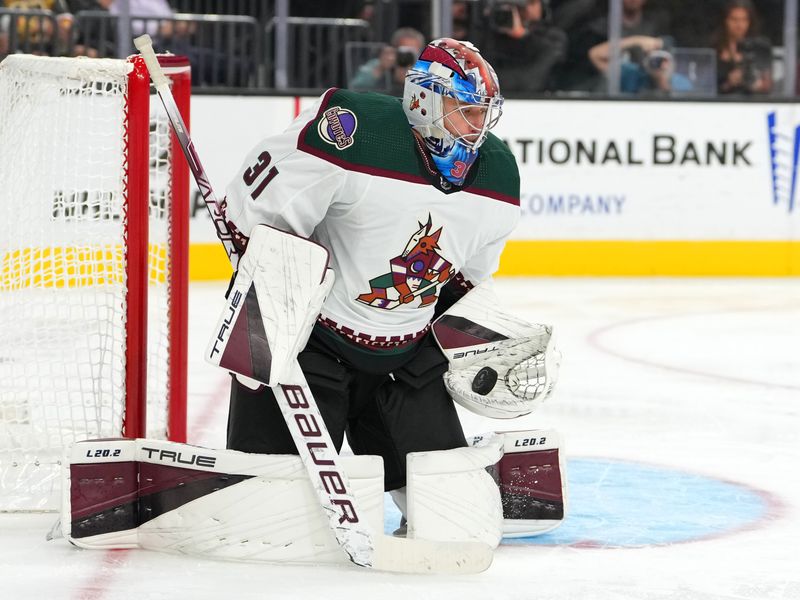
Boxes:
[586,306,800,392]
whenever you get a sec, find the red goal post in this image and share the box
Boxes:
[125,54,190,443]
[0,53,190,511]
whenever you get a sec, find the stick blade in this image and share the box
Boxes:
[370,536,493,574]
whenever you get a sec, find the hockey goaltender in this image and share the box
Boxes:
[58,38,565,574]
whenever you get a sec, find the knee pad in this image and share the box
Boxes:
[404,435,504,548]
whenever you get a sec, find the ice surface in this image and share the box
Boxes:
[2,278,798,599]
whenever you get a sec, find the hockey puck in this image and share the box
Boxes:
[471,367,498,395]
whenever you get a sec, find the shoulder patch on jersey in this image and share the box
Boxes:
[317,106,358,150]
[298,89,428,183]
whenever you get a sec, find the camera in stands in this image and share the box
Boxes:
[489,0,528,29]
[736,37,772,87]
[395,46,418,68]
[646,50,673,71]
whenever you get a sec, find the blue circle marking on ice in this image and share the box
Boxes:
[382,458,771,547]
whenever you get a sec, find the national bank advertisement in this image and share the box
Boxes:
[495,100,800,241]
[189,97,800,276]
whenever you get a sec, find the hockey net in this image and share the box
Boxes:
[0,54,189,511]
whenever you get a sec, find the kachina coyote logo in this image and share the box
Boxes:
[766,110,800,213]
[357,215,453,310]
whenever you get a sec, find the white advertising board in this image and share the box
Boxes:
[494,100,800,241]
[189,96,800,244]
[189,95,296,243]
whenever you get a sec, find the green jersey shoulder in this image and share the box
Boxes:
[298,88,418,175]
[297,88,519,205]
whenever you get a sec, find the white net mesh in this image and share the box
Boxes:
[0,55,175,511]
[147,92,172,441]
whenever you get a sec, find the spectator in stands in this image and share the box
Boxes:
[589,35,691,95]
[713,0,772,95]
[349,27,425,96]
[589,0,670,39]
[549,0,596,34]
[546,0,604,91]
[479,0,568,93]
[67,0,107,10]
[291,1,371,19]
[66,0,114,57]
[1,0,73,57]
[451,0,470,39]
[566,0,669,92]
[109,0,171,38]
[159,11,257,87]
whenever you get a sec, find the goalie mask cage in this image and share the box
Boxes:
[0,54,190,511]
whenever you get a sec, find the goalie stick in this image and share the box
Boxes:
[133,35,492,574]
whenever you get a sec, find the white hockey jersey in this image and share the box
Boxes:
[224,88,520,346]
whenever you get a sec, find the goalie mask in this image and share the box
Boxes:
[403,38,503,186]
